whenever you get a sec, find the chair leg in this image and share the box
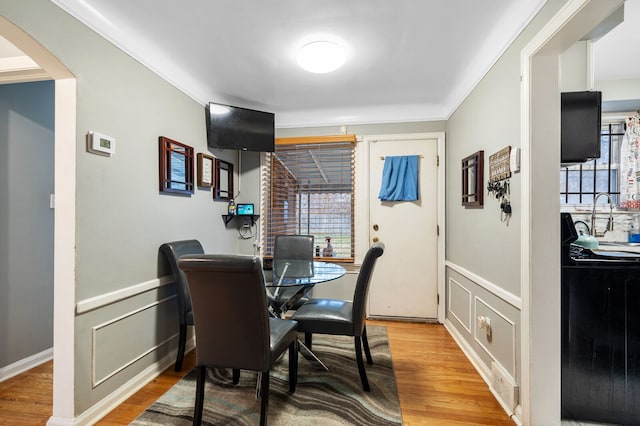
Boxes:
[289,340,298,392]
[362,326,373,365]
[193,366,206,425]
[232,369,240,384]
[260,370,270,426]
[305,332,312,350]
[354,336,370,392]
[175,324,187,371]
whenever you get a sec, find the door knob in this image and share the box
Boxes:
[373,224,379,231]
[372,237,379,243]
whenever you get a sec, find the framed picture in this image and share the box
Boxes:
[214,158,234,201]
[461,150,484,207]
[197,153,215,187]
[159,136,194,195]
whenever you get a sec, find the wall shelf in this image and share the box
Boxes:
[222,214,260,227]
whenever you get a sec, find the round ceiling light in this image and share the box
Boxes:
[297,40,346,74]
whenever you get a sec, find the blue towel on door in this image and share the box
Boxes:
[378,155,419,201]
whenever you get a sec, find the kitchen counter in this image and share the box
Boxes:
[561,214,640,425]
[594,241,640,254]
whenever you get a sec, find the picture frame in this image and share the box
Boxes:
[159,136,194,195]
[461,150,484,207]
[197,153,215,187]
[214,158,234,201]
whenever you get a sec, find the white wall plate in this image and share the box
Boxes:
[87,131,116,156]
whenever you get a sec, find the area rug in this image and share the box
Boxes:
[131,325,402,425]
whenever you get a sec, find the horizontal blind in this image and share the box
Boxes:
[261,136,355,261]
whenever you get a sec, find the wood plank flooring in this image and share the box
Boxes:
[0,320,514,425]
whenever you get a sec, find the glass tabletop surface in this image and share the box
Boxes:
[266,260,346,287]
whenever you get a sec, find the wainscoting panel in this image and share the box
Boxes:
[445,264,521,391]
[474,296,517,377]
[448,277,472,332]
[92,295,177,388]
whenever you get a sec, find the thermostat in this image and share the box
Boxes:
[87,131,116,156]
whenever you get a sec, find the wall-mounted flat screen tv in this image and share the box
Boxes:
[205,102,275,152]
[561,91,602,164]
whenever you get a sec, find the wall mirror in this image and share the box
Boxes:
[159,136,194,195]
[462,150,484,207]
[214,158,234,201]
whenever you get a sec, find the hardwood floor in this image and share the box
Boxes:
[0,321,514,425]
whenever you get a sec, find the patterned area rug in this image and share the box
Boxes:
[131,325,402,425]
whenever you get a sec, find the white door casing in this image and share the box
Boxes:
[364,133,445,321]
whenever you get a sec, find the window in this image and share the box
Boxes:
[560,121,625,206]
[261,135,356,261]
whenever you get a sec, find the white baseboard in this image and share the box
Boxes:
[0,347,53,382]
[444,319,522,425]
[47,339,195,426]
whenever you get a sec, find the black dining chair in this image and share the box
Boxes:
[159,239,204,371]
[268,234,314,317]
[291,242,384,391]
[178,254,298,426]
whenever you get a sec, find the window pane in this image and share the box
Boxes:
[567,170,581,193]
[581,170,594,192]
[596,135,609,165]
[595,169,612,193]
[581,193,594,205]
[560,121,624,207]
[567,194,581,204]
[262,139,355,260]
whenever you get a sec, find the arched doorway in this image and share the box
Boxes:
[0,16,77,424]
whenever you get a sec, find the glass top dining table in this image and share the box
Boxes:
[265,260,346,287]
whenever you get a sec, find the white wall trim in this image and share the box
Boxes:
[446,261,522,309]
[474,296,517,377]
[51,76,77,426]
[76,275,174,314]
[447,277,472,332]
[445,318,491,383]
[0,348,53,382]
[0,55,40,71]
[520,1,624,424]
[78,345,191,426]
[445,319,523,425]
[91,295,177,387]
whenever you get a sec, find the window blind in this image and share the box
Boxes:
[261,135,355,261]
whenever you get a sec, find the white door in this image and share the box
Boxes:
[367,136,439,319]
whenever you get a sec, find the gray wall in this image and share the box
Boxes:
[444,0,568,405]
[0,0,241,415]
[0,81,54,368]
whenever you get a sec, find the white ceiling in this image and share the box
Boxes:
[2,1,639,127]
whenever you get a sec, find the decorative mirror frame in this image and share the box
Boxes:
[214,158,234,201]
[461,150,484,207]
[159,136,194,195]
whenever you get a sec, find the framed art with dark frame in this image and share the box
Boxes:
[197,153,215,187]
[159,136,194,195]
[214,158,234,201]
[462,150,484,207]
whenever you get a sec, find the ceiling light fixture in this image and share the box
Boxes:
[297,40,346,74]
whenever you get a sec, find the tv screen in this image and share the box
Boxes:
[561,91,602,164]
[205,102,275,152]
